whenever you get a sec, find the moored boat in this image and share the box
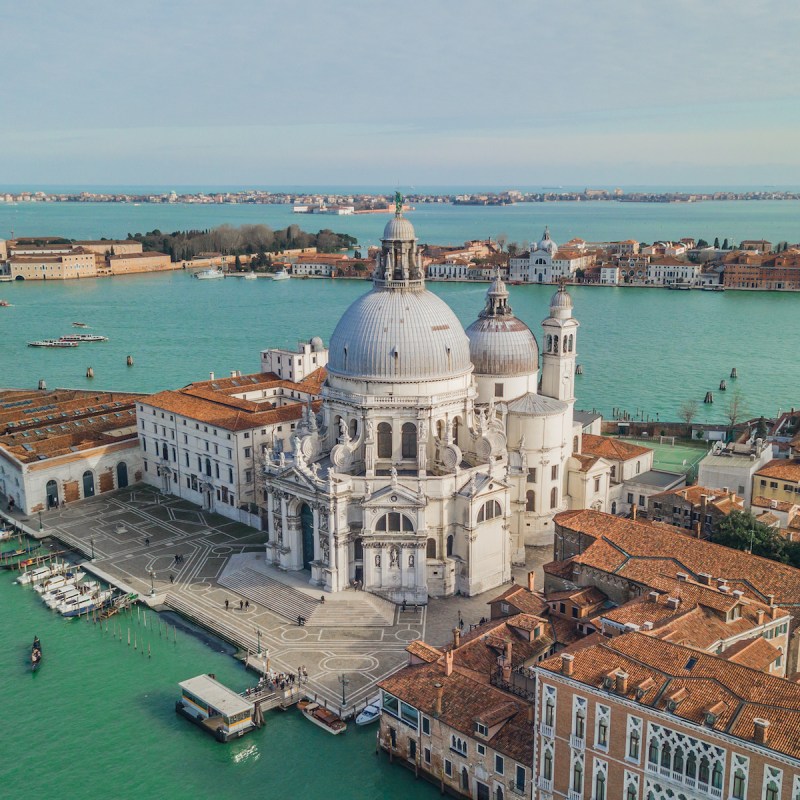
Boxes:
[59,588,113,616]
[18,561,68,586]
[355,699,381,726]
[72,322,88,327]
[194,268,225,280]
[31,637,42,672]
[271,269,290,281]
[243,271,257,280]
[35,569,85,595]
[298,700,347,735]
[27,339,80,348]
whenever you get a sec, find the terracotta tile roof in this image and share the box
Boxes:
[650,485,744,512]
[752,496,796,513]
[723,636,781,671]
[537,631,800,759]
[571,453,602,472]
[755,459,800,483]
[555,509,800,606]
[581,434,652,461]
[546,586,607,608]
[405,640,443,663]
[489,585,549,616]
[378,662,533,764]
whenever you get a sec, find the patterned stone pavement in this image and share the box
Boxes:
[30,485,551,715]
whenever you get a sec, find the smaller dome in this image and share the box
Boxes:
[310,336,324,352]
[550,286,573,310]
[537,226,558,255]
[383,214,416,241]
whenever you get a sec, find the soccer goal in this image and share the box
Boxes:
[658,435,676,446]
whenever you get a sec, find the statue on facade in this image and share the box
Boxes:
[365,419,374,440]
[338,417,350,443]
[279,451,286,467]
[419,419,427,442]
[390,546,399,567]
[375,553,381,568]
[320,535,329,565]
[408,553,415,568]
[390,465,398,486]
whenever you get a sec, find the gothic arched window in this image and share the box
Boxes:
[446,534,454,556]
[526,490,536,512]
[377,422,392,458]
[401,422,417,458]
[550,487,558,509]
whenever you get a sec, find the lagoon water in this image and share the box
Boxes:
[0,270,796,424]
[0,568,427,800]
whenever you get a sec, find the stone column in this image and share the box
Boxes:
[265,489,275,543]
[312,504,321,563]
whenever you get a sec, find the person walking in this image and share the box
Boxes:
[239,599,244,611]
[169,574,174,584]
[245,600,250,610]
[225,598,229,611]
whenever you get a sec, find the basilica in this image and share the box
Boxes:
[261,206,611,603]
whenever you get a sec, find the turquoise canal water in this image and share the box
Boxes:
[1,197,800,247]
[0,271,797,424]
[0,567,431,799]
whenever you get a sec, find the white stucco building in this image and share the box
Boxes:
[260,208,612,603]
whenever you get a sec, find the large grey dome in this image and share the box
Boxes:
[465,273,538,376]
[466,316,538,376]
[328,288,472,382]
[383,215,416,241]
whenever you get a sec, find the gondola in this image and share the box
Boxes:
[31,637,42,672]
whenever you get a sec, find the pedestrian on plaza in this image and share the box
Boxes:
[320,595,325,604]
[145,537,150,546]
[401,599,407,612]
[245,600,250,610]
[225,599,229,611]
[239,599,244,611]
[169,574,174,584]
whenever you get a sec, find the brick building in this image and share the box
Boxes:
[647,486,744,536]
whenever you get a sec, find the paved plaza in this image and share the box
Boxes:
[21,485,550,713]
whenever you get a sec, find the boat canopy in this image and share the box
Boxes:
[179,675,253,718]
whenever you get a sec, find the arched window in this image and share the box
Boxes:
[543,750,553,780]
[732,770,746,800]
[611,501,617,515]
[626,785,637,800]
[686,753,697,779]
[765,783,779,800]
[595,773,606,800]
[648,741,659,765]
[550,487,558,509]
[673,747,684,774]
[401,422,417,459]
[661,743,672,769]
[426,538,437,559]
[553,335,559,353]
[712,763,723,790]
[699,756,710,785]
[572,762,583,793]
[446,534,454,556]
[453,417,461,446]
[161,442,168,460]
[375,513,414,532]
[205,458,212,477]
[545,698,554,726]
[349,418,358,439]
[546,335,552,351]
[377,422,392,458]
[628,729,640,760]
[526,490,536,512]
[568,334,574,352]
[496,786,504,800]
[477,499,502,523]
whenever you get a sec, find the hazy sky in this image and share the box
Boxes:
[2,0,799,186]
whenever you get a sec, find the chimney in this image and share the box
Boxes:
[666,597,680,610]
[453,628,461,649]
[642,621,654,631]
[700,493,708,517]
[772,605,781,620]
[756,608,766,625]
[753,718,770,745]
[732,589,743,599]
[716,577,727,589]
[698,573,712,586]
[445,650,454,677]
[561,653,575,677]
[209,371,215,380]
[230,370,237,377]
[434,682,444,717]
[767,593,775,607]
[504,640,513,665]
[631,504,638,521]
[648,591,659,602]
[693,521,702,538]
[527,571,536,593]
[677,573,688,582]
[616,671,629,694]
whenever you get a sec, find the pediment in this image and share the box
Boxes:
[362,483,424,509]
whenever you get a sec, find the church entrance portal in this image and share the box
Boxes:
[300,503,314,570]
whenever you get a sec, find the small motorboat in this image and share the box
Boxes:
[355,700,381,726]
[60,588,113,617]
[194,268,225,280]
[72,322,88,327]
[298,700,347,735]
[243,271,257,280]
[271,269,290,281]
[31,637,42,672]
[17,562,68,586]
[0,299,12,307]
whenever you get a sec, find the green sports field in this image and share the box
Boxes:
[621,437,710,479]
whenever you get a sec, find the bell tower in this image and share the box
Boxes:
[540,284,579,404]
[373,192,424,289]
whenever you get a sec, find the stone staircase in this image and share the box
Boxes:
[218,567,319,622]
[165,592,258,652]
[306,591,396,627]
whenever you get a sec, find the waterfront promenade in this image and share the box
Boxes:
[6,484,549,714]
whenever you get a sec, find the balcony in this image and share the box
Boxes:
[538,777,553,792]
[570,734,585,750]
[569,791,582,800]
[539,723,554,738]
[645,762,722,799]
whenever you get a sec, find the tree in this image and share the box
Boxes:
[714,237,720,249]
[696,239,709,248]
[722,238,729,250]
[234,255,242,271]
[507,243,519,257]
[712,511,788,563]
[496,233,509,252]
[679,399,699,431]
[725,390,745,427]
[755,416,768,440]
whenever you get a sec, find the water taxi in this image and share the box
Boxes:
[298,700,347,735]
[59,334,108,343]
[28,339,79,348]
[194,268,225,280]
[17,561,68,586]
[271,268,290,281]
[176,674,257,742]
[35,569,85,595]
[60,588,114,617]
[0,299,11,306]
[355,698,381,726]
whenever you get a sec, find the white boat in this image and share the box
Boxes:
[194,268,225,280]
[45,585,81,609]
[60,588,113,617]
[59,334,108,343]
[17,562,68,586]
[243,271,257,280]
[297,700,347,735]
[0,529,14,542]
[355,700,381,726]
[271,269,290,281]
[51,582,101,611]
[35,570,85,594]
[28,339,79,348]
